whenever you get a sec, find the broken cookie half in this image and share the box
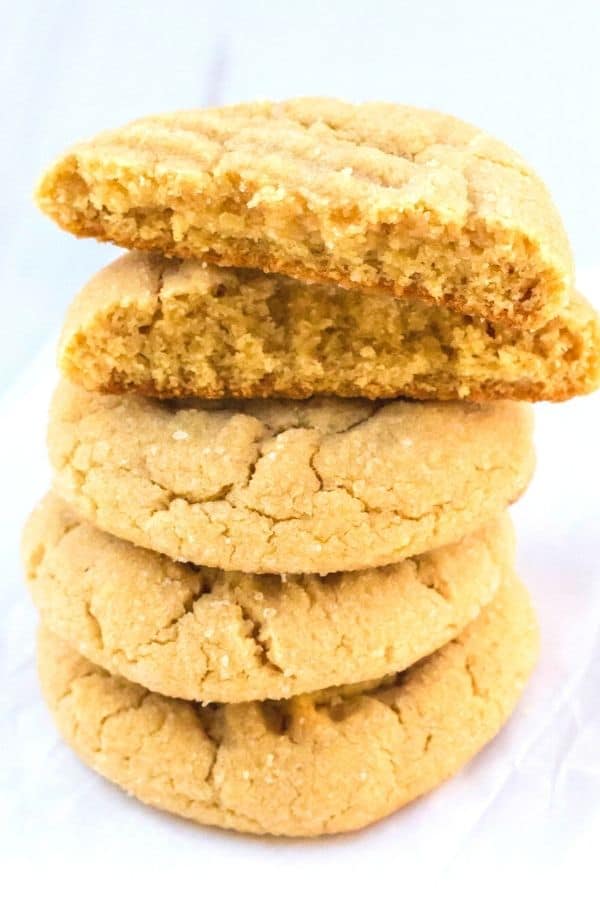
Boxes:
[36,98,572,328]
[58,251,600,403]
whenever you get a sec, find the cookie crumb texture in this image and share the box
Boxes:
[23,494,513,702]
[37,577,538,836]
[37,98,572,327]
[59,253,600,402]
[48,381,534,574]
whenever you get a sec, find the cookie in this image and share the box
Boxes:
[48,381,534,574]
[37,575,538,836]
[59,251,600,402]
[23,494,513,702]
[36,98,571,328]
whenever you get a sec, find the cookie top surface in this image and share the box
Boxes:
[59,251,600,402]
[36,98,572,327]
[48,381,534,574]
[24,493,513,702]
[37,576,538,836]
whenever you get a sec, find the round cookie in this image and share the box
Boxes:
[48,380,534,574]
[37,576,539,837]
[23,493,513,703]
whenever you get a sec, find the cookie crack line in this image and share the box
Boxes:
[24,516,80,580]
[72,447,513,523]
[233,601,285,675]
[464,657,484,700]
[81,586,106,652]
[130,591,286,680]
[61,404,385,515]
[94,690,149,754]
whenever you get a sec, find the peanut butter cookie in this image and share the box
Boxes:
[36,98,571,327]
[58,252,599,402]
[48,381,534,574]
[24,493,513,702]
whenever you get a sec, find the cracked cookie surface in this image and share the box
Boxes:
[37,575,538,836]
[36,97,571,328]
[59,252,600,402]
[23,494,513,702]
[48,380,534,574]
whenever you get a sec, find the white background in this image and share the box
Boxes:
[1,0,600,893]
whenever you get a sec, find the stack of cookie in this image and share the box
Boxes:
[23,100,599,836]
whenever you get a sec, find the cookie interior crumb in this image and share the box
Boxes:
[59,253,599,402]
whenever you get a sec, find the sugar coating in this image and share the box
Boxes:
[36,98,572,328]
